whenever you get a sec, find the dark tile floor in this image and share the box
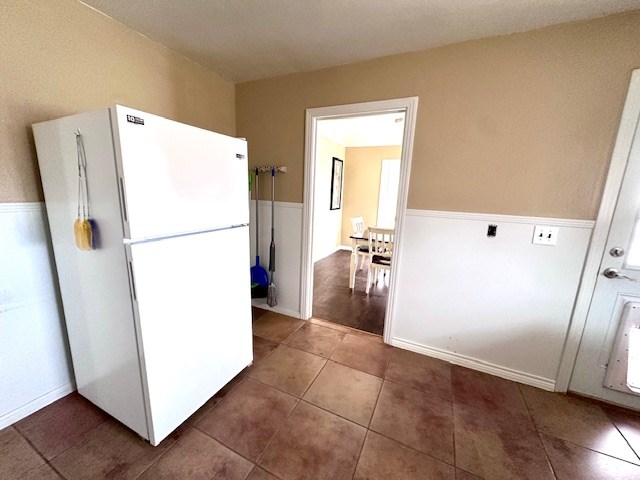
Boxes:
[4,310,640,479]
[313,250,387,335]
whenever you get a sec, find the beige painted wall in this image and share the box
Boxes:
[1,0,235,203]
[341,146,402,245]
[237,11,640,220]
[313,136,345,261]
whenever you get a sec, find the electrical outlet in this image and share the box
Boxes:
[532,226,559,246]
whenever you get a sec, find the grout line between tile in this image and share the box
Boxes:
[609,416,640,463]
[367,378,387,430]
[349,428,369,480]
[131,427,191,480]
[253,397,303,476]
[450,399,456,470]
[367,427,458,470]
[191,424,260,470]
[518,383,559,480]
[545,433,640,468]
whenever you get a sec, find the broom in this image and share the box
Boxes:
[267,167,277,307]
[74,130,94,251]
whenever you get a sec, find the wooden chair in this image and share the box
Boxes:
[350,216,369,270]
[366,227,394,294]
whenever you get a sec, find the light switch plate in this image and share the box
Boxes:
[532,226,559,246]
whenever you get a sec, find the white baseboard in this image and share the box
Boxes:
[0,382,75,429]
[251,299,302,319]
[391,337,556,391]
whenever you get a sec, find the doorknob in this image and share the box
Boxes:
[610,247,625,257]
[603,268,640,282]
[604,268,620,278]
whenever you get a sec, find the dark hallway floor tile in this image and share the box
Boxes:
[248,344,326,397]
[303,361,383,427]
[50,419,177,479]
[138,428,252,479]
[252,312,304,342]
[452,366,528,417]
[283,323,345,358]
[330,333,393,378]
[312,250,387,335]
[386,348,452,401]
[454,403,554,480]
[542,432,640,479]
[354,431,455,479]
[520,385,639,464]
[14,392,109,461]
[370,381,454,464]
[258,401,366,480]
[196,378,298,461]
[0,426,45,479]
[7,310,640,480]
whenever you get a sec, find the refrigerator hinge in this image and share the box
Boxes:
[128,261,137,301]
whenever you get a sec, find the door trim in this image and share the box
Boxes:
[300,97,419,344]
[556,69,640,392]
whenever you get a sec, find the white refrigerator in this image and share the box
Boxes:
[33,105,253,446]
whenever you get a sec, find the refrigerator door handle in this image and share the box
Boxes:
[128,261,137,301]
[119,177,129,222]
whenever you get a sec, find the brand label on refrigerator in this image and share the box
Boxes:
[126,115,145,125]
[236,153,245,159]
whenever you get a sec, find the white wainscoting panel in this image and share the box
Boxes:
[0,203,74,428]
[391,210,594,388]
[250,201,302,318]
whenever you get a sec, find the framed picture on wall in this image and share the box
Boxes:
[330,157,343,210]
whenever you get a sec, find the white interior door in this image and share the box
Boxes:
[570,76,640,409]
[128,226,253,445]
[112,105,249,241]
[376,159,400,228]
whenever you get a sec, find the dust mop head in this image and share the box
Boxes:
[81,219,93,250]
[267,282,277,307]
[74,218,93,251]
[73,218,93,251]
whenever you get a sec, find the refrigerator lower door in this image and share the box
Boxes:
[127,226,253,445]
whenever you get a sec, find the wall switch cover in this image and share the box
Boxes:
[532,226,559,246]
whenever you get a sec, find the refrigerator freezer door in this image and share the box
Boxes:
[112,106,249,241]
[128,226,253,445]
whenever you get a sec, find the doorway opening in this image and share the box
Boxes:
[300,98,418,342]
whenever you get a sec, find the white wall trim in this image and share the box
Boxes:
[0,382,75,430]
[556,69,640,392]
[0,202,45,213]
[300,97,419,346]
[391,337,556,391]
[251,300,301,319]
[406,209,595,229]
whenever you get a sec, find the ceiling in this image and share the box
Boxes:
[82,0,640,83]
[317,113,405,148]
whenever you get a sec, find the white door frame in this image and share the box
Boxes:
[300,97,419,343]
[556,69,640,392]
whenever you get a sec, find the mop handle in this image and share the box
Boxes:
[255,168,259,254]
